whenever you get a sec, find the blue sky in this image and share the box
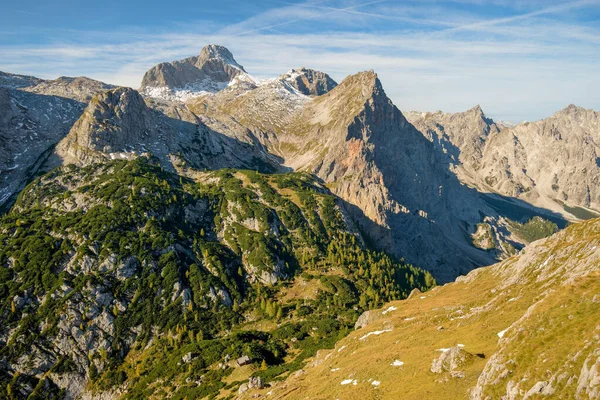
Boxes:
[1,0,599,121]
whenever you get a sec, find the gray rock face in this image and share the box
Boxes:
[405,105,499,173]
[0,71,114,209]
[0,71,44,89]
[238,376,265,394]
[0,85,83,208]
[279,67,337,96]
[479,105,600,216]
[354,310,380,330]
[272,71,499,281]
[407,104,600,220]
[141,44,248,99]
[57,88,150,161]
[58,87,150,157]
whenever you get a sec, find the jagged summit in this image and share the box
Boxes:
[55,87,150,165]
[279,67,337,96]
[468,104,485,116]
[198,44,244,70]
[554,103,597,117]
[314,70,381,102]
[140,44,250,101]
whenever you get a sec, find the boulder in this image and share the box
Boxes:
[431,346,474,374]
[354,310,380,330]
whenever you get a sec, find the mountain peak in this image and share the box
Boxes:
[559,103,584,114]
[199,44,244,71]
[339,70,379,90]
[550,104,599,120]
[279,67,337,96]
[140,44,248,100]
[56,86,150,164]
[464,104,495,125]
[466,104,485,116]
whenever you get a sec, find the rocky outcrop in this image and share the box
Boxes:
[56,87,150,163]
[354,310,380,330]
[430,346,474,375]
[238,376,265,394]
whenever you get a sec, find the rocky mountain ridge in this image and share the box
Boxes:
[406,104,600,221]
[188,67,547,282]
[1,44,599,282]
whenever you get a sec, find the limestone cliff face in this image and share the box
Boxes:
[140,44,249,99]
[279,72,494,281]
[0,71,115,209]
[407,104,600,219]
[55,87,150,164]
[405,105,500,172]
[74,87,149,150]
[0,82,85,209]
[478,105,600,214]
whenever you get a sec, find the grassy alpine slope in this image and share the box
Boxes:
[0,157,434,399]
[247,216,600,399]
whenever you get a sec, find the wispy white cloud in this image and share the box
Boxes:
[436,0,600,34]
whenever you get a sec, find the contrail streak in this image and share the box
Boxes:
[226,0,388,37]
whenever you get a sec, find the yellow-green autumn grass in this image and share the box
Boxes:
[238,218,600,399]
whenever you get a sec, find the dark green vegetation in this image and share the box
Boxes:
[509,216,559,243]
[0,157,434,399]
[556,200,600,221]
